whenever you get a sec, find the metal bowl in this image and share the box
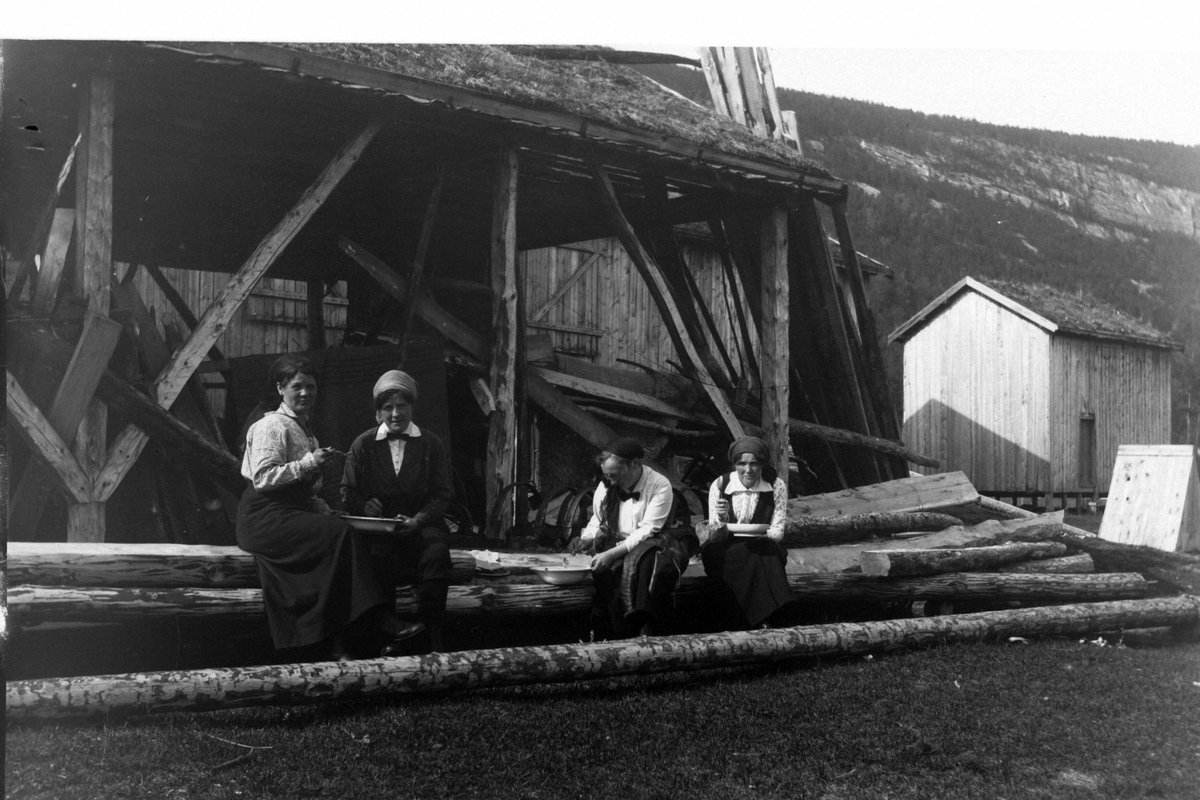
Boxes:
[529,566,592,586]
[727,522,770,536]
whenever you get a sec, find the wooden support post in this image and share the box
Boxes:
[68,74,116,542]
[98,121,382,500]
[591,162,745,441]
[9,596,1196,720]
[486,150,523,538]
[759,206,789,471]
[7,311,123,539]
[397,164,445,365]
[30,209,74,316]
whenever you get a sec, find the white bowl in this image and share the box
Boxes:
[727,522,770,536]
[340,515,401,534]
[530,566,591,586]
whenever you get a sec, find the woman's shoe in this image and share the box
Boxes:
[380,621,427,657]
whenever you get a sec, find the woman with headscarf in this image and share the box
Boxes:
[341,369,454,653]
[701,435,796,630]
[237,354,419,662]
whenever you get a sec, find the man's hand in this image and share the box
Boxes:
[568,537,593,556]
[363,498,383,518]
[590,546,625,574]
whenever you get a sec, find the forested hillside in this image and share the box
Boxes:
[639,63,1200,443]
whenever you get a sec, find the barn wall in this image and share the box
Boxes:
[120,264,348,415]
[900,291,1051,493]
[1047,336,1173,494]
[520,235,750,373]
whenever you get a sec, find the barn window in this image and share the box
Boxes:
[1078,414,1097,488]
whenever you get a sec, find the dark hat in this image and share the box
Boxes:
[604,436,644,460]
[727,435,770,466]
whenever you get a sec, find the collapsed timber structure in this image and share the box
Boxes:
[3,41,915,546]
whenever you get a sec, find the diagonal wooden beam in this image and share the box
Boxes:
[94,121,382,500]
[398,164,446,366]
[591,162,745,441]
[6,372,92,506]
[154,120,382,410]
[528,251,601,323]
[30,209,74,317]
[7,311,123,538]
[144,265,225,362]
[9,134,81,302]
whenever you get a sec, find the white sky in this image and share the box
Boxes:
[6,0,1199,145]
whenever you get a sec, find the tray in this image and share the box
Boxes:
[340,515,401,534]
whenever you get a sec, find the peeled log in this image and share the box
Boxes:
[783,511,962,546]
[10,572,1148,629]
[7,542,477,588]
[861,542,1068,577]
[8,595,1197,720]
[998,554,1095,574]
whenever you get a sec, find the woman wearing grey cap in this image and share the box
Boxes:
[341,369,454,654]
[236,354,412,662]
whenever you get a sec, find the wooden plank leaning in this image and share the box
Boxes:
[92,121,382,502]
[9,134,80,302]
[591,162,745,441]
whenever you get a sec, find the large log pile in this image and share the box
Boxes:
[9,471,1198,693]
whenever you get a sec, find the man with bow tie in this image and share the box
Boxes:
[573,437,689,638]
[342,370,454,654]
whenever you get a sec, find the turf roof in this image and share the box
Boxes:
[981,278,1178,348]
[288,43,831,178]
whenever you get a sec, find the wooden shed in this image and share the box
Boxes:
[4,41,917,545]
[889,276,1181,508]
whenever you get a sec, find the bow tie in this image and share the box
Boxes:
[614,488,640,502]
[386,431,411,440]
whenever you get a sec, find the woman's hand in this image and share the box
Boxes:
[715,497,731,522]
[395,515,421,534]
[311,447,340,466]
[590,545,625,574]
[363,498,383,517]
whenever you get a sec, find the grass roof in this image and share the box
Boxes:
[288,43,831,178]
[982,278,1178,348]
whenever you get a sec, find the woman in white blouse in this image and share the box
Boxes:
[701,436,797,630]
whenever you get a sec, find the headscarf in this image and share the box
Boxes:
[727,436,770,467]
[372,370,419,404]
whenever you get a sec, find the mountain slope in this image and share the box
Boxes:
[638,64,1200,443]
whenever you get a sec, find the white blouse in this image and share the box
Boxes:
[707,471,788,542]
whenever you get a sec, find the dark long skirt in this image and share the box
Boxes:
[366,526,453,627]
[701,535,795,628]
[236,484,392,649]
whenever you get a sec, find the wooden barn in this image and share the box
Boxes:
[888,276,1181,508]
[3,41,919,547]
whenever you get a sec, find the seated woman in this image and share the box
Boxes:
[341,370,454,654]
[701,436,796,630]
[236,354,420,662]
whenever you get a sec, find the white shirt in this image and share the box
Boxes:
[374,421,422,474]
[580,465,674,550]
[708,471,788,542]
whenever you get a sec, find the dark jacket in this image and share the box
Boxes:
[340,426,453,529]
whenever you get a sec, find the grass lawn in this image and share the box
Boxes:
[7,635,1199,800]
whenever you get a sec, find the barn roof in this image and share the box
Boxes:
[888,276,1181,350]
[2,41,846,285]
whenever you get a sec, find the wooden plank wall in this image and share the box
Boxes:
[520,235,748,374]
[1048,338,1173,494]
[120,265,347,415]
[901,291,1050,493]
